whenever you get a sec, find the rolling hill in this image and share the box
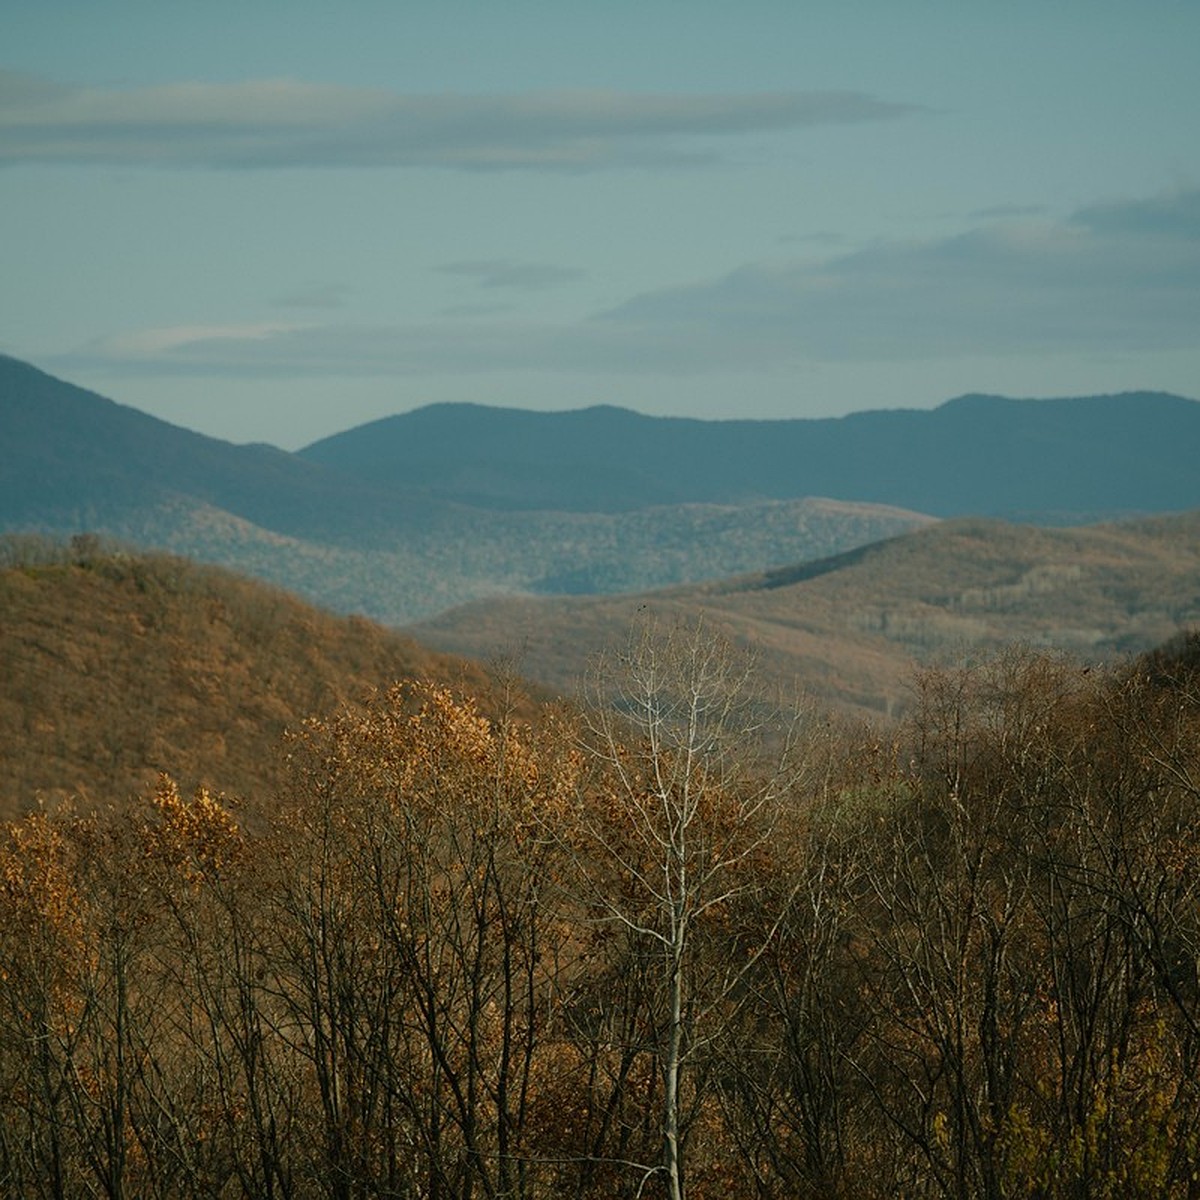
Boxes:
[0,354,451,545]
[4,516,1197,822]
[0,538,500,821]
[5,355,1200,626]
[0,357,929,618]
[408,512,1200,720]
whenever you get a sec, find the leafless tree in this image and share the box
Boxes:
[552,618,809,1200]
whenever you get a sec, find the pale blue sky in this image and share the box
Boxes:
[3,1,1197,448]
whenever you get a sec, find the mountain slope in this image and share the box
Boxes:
[0,354,448,544]
[0,539,500,821]
[6,356,1199,625]
[409,511,1200,719]
[300,391,1200,518]
[0,357,933,619]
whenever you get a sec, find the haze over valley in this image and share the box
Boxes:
[4,354,1199,720]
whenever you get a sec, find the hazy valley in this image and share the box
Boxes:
[4,352,1200,777]
[411,510,1200,718]
[5,354,1199,632]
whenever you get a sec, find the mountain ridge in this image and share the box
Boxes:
[5,355,1199,623]
[298,385,1200,516]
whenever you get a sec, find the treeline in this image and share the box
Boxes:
[2,624,1199,1198]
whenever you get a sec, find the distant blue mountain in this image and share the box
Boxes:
[4,354,1200,626]
[298,391,1200,520]
[0,355,447,543]
[7,352,1195,526]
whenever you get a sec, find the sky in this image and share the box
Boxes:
[2,1,1198,450]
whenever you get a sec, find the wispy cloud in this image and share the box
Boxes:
[53,189,1200,377]
[0,69,920,171]
[435,260,585,289]
[99,321,313,357]
[1071,187,1200,238]
[600,188,1200,360]
[58,317,760,379]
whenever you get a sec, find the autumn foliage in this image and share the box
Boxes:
[2,627,1199,1197]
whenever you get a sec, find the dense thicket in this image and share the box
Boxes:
[2,625,1198,1198]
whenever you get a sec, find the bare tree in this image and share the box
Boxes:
[554,618,808,1200]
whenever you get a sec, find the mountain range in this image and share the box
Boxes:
[3,354,1199,628]
[300,390,1200,519]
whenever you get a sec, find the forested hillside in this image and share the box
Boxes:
[0,535,499,820]
[2,620,1198,1197]
[0,357,934,622]
[411,510,1200,718]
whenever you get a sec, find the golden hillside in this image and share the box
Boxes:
[0,537,499,820]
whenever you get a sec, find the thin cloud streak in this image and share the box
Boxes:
[99,322,314,358]
[602,189,1200,360]
[58,319,754,378]
[0,70,920,171]
[51,189,1200,378]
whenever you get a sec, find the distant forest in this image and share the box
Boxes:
[3,605,1199,1198]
